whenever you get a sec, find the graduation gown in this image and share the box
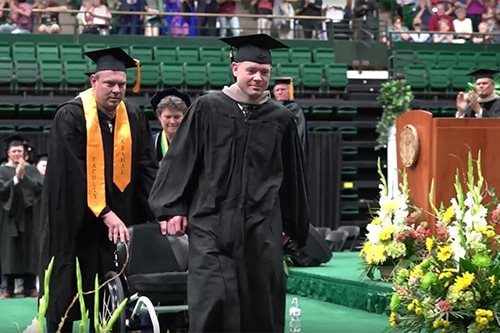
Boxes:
[39,97,158,322]
[0,164,43,276]
[464,97,500,118]
[283,101,307,156]
[149,91,310,333]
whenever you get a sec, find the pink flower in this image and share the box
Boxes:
[435,300,452,313]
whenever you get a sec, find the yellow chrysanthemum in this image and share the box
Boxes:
[489,275,496,286]
[442,206,455,224]
[381,200,399,212]
[415,307,423,316]
[437,246,452,262]
[439,271,454,280]
[389,312,398,328]
[452,271,475,293]
[486,230,495,238]
[426,238,434,252]
[371,217,381,225]
[474,224,487,233]
[379,225,395,241]
[410,265,423,278]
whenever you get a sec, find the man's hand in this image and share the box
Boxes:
[164,215,188,236]
[15,158,26,180]
[456,91,469,115]
[467,91,481,113]
[102,210,130,243]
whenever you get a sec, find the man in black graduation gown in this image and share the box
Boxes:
[0,135,43,298]
[456,69,500,118]
[272,77,307,154]
[39,48,158,332]
[149,34,311,333]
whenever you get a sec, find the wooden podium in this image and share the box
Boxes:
[396,110,500,230]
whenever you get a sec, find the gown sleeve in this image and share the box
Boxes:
[148,99,203,220]
[279,116,311,247]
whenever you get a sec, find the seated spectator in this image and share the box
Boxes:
[144,0,161,36]
[432,18,453,42]
[217,0,240,37]
[296,0,324,39]
[386,15,410,44]
[412,0,432,30]
[117,0,146,35]
[162,0,188,36]
[34,0,67,34]
[466,0,485,31]
[0,0,32,33]
[409,17,430,42]
[453,7,472,40]
[481,0,496,32]
[181,0,197,36]
[472,21,493,43]
[428,3,454,31]
[77,0,111,35]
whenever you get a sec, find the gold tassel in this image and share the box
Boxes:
[289,78,295,100]
[132,59,141,93]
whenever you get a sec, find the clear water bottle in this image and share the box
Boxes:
[289,296,302,333]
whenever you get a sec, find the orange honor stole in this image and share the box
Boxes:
[80,88,132,216]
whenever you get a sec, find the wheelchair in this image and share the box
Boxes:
[100,223,189,333]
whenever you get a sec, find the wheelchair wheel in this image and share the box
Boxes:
[100,271,127,332]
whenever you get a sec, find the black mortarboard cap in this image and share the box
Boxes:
[467,69,500,80]
[85,47,137,73]
[273,76,293,85]
[4,134,26,146]
[150,87,191,112]
[33,153,48,165]
[220,34,289,64]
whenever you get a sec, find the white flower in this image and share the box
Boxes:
[366,223,382,244]
[448,225,466,261]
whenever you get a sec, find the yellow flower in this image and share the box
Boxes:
[489,275,496,286]
[452,271,475,293]
[381,200,398,212]
[442,206,455,224]
[365,244,386,264]
[439,272,453,280]
[437,246,452,262]
[474,224,487,233]
[379,225,395,241]
[415,307,423,316]
[433,319,451,329]
[486,230,495,238]
[410,265,423,278]
[389,312,398,328]
[371,217,381,225]
[425,238,434,251]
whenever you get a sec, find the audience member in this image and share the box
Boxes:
[162,0,187,35]
[0,134,43,299]
[199,0,218,36]
[148,34,310,333]
[409,17,430,41]
[412,0,432,30]
[117,0,146,35]
[472,21,493,43]
[453,7,473,40]
[395,0,416,29]
[251,0,273,34]
[481,0,496,32]
[466,0,485,31]
[428,3,454,31]
[432,18,454,42]
[217,0,240,37]
[34,0,66,34]
[353,0,378,40]
[77,0,111,35]
[150,87,191,162]
[0,0,33,33]
[386,15,410,43]
[456,69,500,118]
[296,0,323,39]
[274,0,295,39]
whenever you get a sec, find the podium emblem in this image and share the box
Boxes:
[399,125,419,167]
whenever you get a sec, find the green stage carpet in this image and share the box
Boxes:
[0,296,394,333]
[287,252,392,314]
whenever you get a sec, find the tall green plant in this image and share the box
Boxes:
[376,79,414,149]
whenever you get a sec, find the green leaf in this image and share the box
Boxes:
[459,258,478,274]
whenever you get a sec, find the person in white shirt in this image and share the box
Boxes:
[453,7,473,40]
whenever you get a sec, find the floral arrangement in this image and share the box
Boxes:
[360,160,424,280]
[375,79,414,149]
[389,153,500,333]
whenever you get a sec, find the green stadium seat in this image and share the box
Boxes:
[342,146,358,157]
[0,103,16,117]
[36,43,59,61]
[183,62,206,88]
[271,49,290,65]
[139,61,160,89]
[160,62,184,88]
[0,42,10,58]
[59,44,83,61]
[455,51,477,69]
[341,207,359,218]
[199,47,223,64]
[43,125,52,133]
[130,45,154,63]
[338,126,358,139]
[341,188,358,200]
[289,48,311,64]
[42,104,59,118]
[16,125,43,132]
[300,63,324,90]
[404,64,428,90]
[391,49,414,70]
[427,107,440,116]
[39,59,64,91]
[18,103,42,118]
[477,52,496,68]
[0,58,14,91]
[206,63,232,89]
[14,59,39,91]
[0,125,15,133]
[414,50,436,67]
[154,46,177,63]
[325,63,347,91]
[64,60,89,90]
[440,106,457,117]
[275,64,301,86]
[12,42,36,60]
[310,106,334,120]
[428,66,450,90]
[176,46,199,63]
[497,53,500,67]
[450,67,472,91]
[311,125,335,132]
[126,67,137,88]
[436,51,456,68]
[83,43,107,54]
[341,166,358,177]
[336,106,357,118]
[312,48,335,65]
